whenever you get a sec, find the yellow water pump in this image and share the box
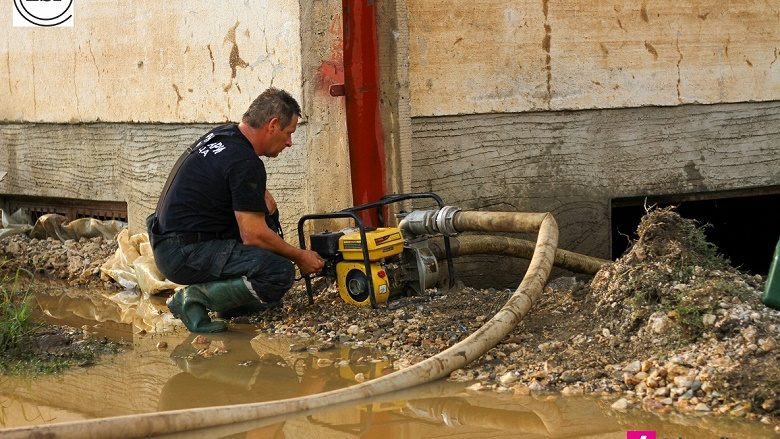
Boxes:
[299,192,458,308]
[308,226,441,307]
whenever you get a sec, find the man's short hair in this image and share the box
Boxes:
[242,88,302,129]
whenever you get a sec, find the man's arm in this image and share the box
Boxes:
[234,210,324,275]
[264,190,277,214]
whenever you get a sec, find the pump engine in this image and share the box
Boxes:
[309,227,440,307]
[298,192,458,308]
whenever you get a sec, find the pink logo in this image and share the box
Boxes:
[626,432,656,439]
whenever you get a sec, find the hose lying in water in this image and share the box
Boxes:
[429,235,609,274]
[3,211,558,439]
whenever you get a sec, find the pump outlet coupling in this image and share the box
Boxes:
[398,206,461,237]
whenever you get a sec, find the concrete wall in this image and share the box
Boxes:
[405,0,780,286]
[408,0,780,116]
[0,0,354,236]
[1,1,301,123]
[2,0,779,288]
[412,102,780,286]
[0,123,308,236]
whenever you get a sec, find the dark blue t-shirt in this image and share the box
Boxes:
[157,124,269,239]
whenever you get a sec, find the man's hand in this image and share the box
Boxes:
[297,249,325,276]
[235,210,324,275]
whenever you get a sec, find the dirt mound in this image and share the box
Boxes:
[0,234,118,288]
[487,207,778,424]
[593,207,768,348]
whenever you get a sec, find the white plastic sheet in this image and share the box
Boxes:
[100,230,181,295]
[0,209,33,239]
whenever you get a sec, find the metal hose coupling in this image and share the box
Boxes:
[398,206,461,237]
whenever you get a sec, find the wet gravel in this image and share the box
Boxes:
[0,234,118,288]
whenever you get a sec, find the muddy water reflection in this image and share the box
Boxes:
[160,331,362,411]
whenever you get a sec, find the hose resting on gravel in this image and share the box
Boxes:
[3,211,558,439]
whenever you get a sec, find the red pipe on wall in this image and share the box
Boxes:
[342,0,387,226]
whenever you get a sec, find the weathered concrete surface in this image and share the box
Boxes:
[0,123,308,236]
[378,0,413,203]
[0,1,301,123]
[0,0,356,238]
[298,0,353,232]
[411,101,780,286]
[408,0,780,116]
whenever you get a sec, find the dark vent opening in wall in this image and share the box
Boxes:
[611,187,780,276]
[1,195,127,224]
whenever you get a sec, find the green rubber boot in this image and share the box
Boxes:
[166,277,259,333]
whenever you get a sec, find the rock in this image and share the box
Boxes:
[467,382,484,391]
[645,376,659,389]
[191,335,210,346]
[666,364,688,378]
[316,358,333,368]
[347,325,360,335]
[623,360,641,373]
[611,398,629,410]
[623,372,640,387]
[702,314,717,326]
[156,341,168,350]
[450,369,469,381]
[741,326,758,344]
[289,343,307,353]
[528,380,545,392]
[649,313,672,334]
[6,241,21,255]
[561,386,584,395]
[354,373,366,383]
[758,338,776,352]
[673,376,693,389]
[538,342,561,353]
[316,342,335,351]
[560,370,581,383]
[512,384,531,395]
[654,387,670,397]
[730,403,751,417]
[660,398,674,405]
[499,371,519,386]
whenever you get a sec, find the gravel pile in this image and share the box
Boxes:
[0,234,118,287]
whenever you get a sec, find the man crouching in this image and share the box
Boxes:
[147,88,324,332]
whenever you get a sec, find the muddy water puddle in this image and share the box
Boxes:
[0,289,776,438]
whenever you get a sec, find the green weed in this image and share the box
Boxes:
[0,264,37,353]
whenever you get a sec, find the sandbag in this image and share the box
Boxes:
[100,229,181,295]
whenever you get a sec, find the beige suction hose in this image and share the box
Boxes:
[4,211,558,439]
[430,235,609,274]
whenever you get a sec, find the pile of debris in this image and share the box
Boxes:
[1,234,118,288]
